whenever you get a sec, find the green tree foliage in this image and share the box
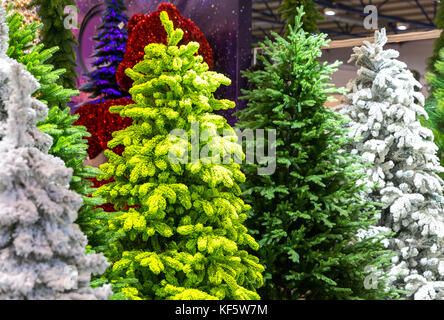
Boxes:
[236,8,395,300]
[29,0,78,89]
[6,10,101,235]
[427,0,444,72]
[423,0,444,174]
[424,48,444,169]
[279,0,323,35]
[93,11,264,300]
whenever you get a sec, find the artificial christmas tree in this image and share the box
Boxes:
[29,0,79,89]
[427,0,444,73]
[423,0,444,170]
[338,29,444,300]
[279,0,323,35]
[75,4,214,162]
[80,0,129,105]
[423,48,444,169]
[93,11,264,300]
[0,10,111,299]
[237,8,395,300]
[6,9,77,110]
[6,9,101,236]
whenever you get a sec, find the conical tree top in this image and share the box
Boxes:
[0,7,47,150]
[350,28,396,70]
[347,28,424,109]
[162,11,183,47]
[124,10,233,114]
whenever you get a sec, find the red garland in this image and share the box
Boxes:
[116,3,215,92]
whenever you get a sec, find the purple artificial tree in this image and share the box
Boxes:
[80,0,129,105]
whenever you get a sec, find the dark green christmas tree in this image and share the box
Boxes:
[427,0,444,72]
[28,0,79,89]
[6,9,102,236]
[237,8,395,300]
[423,0,444,170]
[279,0,323,35]
[93,11,264,300]
[424,48,444,169]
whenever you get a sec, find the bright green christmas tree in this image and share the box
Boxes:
[93,11,264,300]
[29,0,78,89]
[279,0,323,35]
[6,9,101,234]
[237,8,395,300]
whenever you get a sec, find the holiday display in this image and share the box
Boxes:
[237,8,394,300]
[0,0,441,303]
[80,0,129,105]
[93,11,264,300]
[116,3,214,93]
[279,0,323,34]
[75,3,215,162]
[0,9,111,299]
[7,9,100,234]
[75,1,248,124]
[29,0,79,90]
[338,29,444,300]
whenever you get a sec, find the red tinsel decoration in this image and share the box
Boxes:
[96,98,134,155]
[126,14,145,38]
[116,3,214,92]
[74,98,134,159]
[74,103,103,159]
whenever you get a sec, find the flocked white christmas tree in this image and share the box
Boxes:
[0,8,112,300]
[338,29,444,300]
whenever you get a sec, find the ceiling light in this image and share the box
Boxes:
[396,22,409,31]
[324,8,337,16]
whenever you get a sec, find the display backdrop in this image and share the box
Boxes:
[73,0,252,124]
